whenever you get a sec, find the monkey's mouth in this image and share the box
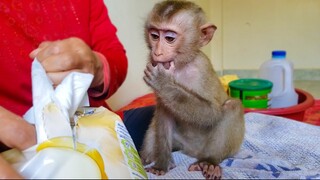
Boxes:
[152,60,173,70]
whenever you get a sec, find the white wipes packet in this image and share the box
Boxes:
[23,58,93,144]
[2,58,147,179]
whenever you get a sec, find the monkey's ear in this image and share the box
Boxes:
[199,23,217,47]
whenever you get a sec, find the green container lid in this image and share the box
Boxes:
[229,78,273,91]
[228,78,273,109]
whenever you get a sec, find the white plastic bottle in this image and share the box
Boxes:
[259,50,298,108]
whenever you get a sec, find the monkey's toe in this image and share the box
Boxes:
[203,165,221,180]
[188,161,222,179]
[145,167,166,176]
[188,163,202,171]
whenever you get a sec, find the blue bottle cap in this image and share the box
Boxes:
[272,50,286,59]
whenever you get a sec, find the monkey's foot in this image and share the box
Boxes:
[140,157,152,165]
[145,162,176,176]
[145,167,166,176]
[188,161,221,180]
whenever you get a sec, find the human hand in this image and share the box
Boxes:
[29,37,104,89]
[0,106,36,151]
[0,155,23,179]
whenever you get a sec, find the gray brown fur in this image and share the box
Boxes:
[141,0,245,178]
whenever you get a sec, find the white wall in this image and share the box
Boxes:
[104,0,320,111]
[104,0,161,111]
[104,0,216,111]
[221,0,320,70]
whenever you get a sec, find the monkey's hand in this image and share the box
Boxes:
[143,61,175,91]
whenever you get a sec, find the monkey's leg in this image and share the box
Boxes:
[140,123,156,165]
[222,97,245,155]
[188,161,221,180]
[187,99,243,179]
[188,98,242,179]
[145,107,175,176]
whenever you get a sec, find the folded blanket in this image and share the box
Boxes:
[147,112,320,179]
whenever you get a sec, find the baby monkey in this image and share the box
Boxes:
[141,0,245,179]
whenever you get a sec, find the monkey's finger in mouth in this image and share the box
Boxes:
[163,62,171,69]
[151,61,174,70]
[144,67,155,78]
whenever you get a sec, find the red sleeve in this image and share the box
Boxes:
[88,0,128,107]
[88,51,111,98]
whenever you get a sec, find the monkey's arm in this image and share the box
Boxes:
[144,62,223,126]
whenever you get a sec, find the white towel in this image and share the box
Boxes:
[147,113,320,179]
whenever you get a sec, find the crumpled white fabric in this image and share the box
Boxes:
[23,58,93,144]
[147,113,320,179]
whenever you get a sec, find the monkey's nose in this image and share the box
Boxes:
[154,52,163,56]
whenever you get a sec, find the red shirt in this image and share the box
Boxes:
[0,0,128,116]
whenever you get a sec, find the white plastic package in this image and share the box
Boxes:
[2,59,147,179]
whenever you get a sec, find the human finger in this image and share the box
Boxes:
[40,53,80,73]
[35,41,61,63]
[29,41,53,59]
[46,70,81,87]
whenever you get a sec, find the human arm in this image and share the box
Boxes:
[88,0,128,101]
[0,106,36,178]
[0,106,36,151]
[29,0,128,107]
[30,0,128,106]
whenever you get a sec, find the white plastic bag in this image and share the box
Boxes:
[2,59,147,179]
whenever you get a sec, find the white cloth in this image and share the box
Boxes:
[147,113,320,179]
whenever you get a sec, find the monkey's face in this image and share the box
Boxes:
[147,27,182,69]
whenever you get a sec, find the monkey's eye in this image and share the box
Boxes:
[150,31,159,41]
[164,31,177,43]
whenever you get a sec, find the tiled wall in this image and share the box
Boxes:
[221,69,320,81]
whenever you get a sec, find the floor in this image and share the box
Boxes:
[295,80,320,99]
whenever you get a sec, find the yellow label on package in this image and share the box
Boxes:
[26,107,147,179]
[116,121,147,178]
[2,107,147,179]
[75,106,147,179]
